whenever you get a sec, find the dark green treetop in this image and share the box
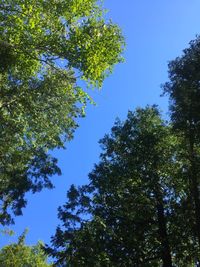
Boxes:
[46,107,192,266]
[163,36,200,135]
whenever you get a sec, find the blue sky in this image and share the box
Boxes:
[1,0,200,247]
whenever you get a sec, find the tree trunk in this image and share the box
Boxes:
[190,171,200,247]
[155,191,173,267]
[188,134,200,248]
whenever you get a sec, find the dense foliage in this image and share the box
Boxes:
[2,2,200,266]
[0,230,51,267]
[45,107,188,266]
[0,0,124,224]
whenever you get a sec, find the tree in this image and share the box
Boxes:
[163,36,200,258]
[46,107,187,266]
[0,0,124,224]
[0,230,51,267]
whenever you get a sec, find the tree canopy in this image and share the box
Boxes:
[0,0,124,224]
[46,107,197,266]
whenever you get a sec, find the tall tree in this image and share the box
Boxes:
[0,0,124,224]
[163,36,200,258]
[46,107,183,266]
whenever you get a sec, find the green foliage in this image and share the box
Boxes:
[163,36,200,262]
[0,0,124,85]
[163,36,200,135]
[46,107,194,266]
[0,230,51,267]
[0,0,124,224]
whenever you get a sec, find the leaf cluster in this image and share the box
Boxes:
[0,0,124,224]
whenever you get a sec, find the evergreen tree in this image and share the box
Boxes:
[163,36,200,260]
[46,107,187,266]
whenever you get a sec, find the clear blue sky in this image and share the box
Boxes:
[1,0,200,247]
